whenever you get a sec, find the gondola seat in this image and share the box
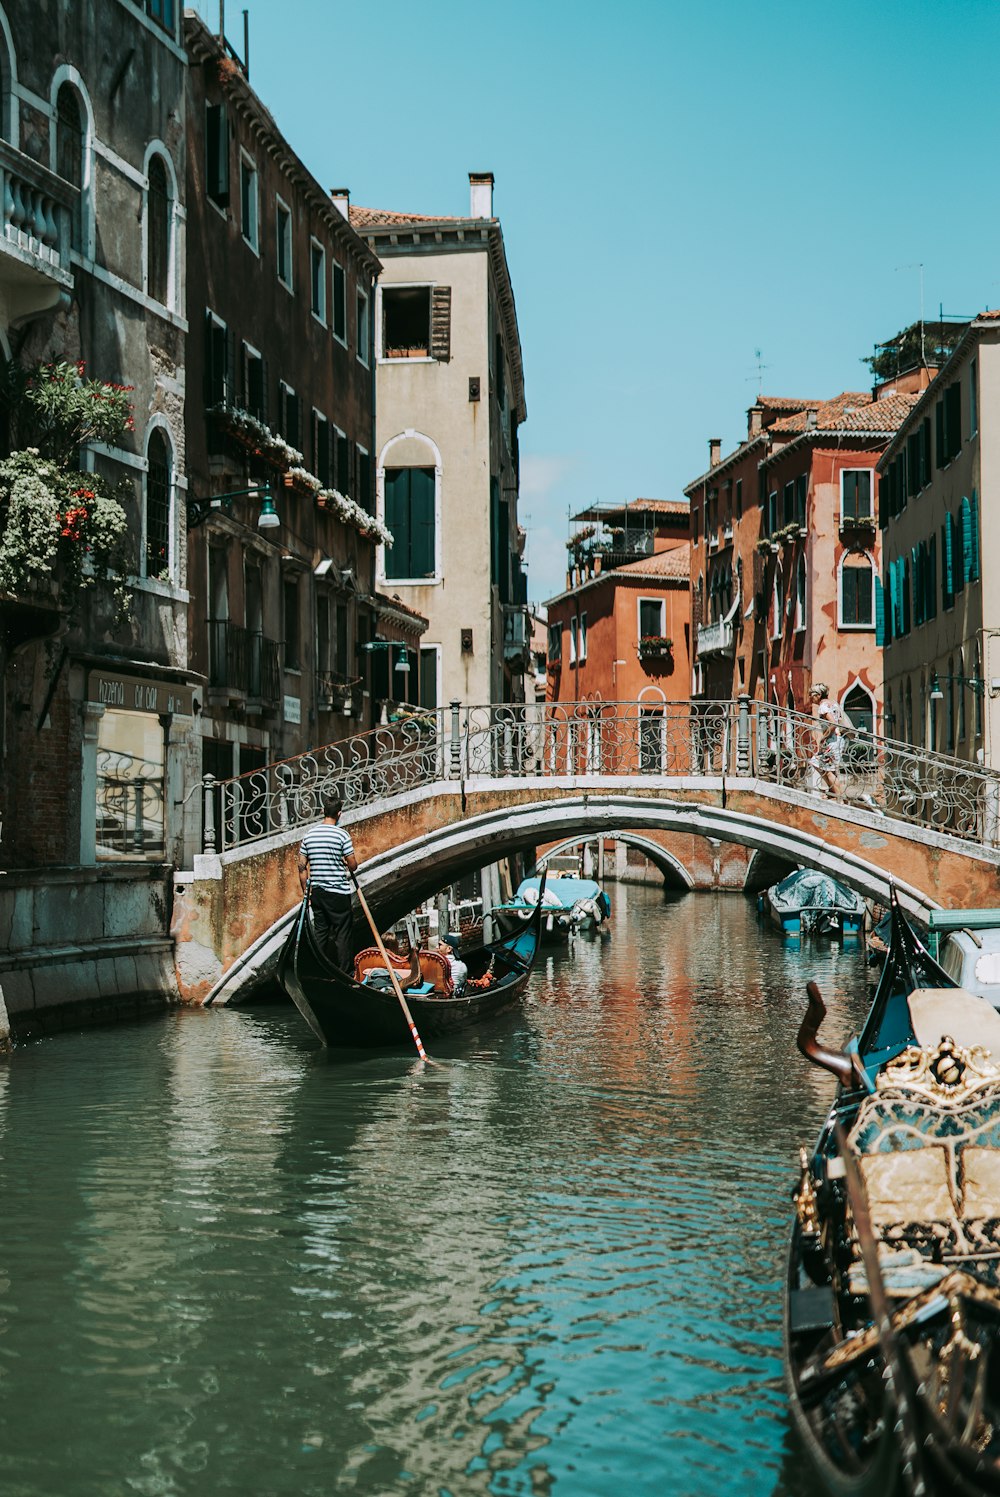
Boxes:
[353,946,454,994]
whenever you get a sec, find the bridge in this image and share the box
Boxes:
[169,698,1000,1004]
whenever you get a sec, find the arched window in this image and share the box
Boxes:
[144,428,172,580]
[55,82,86,248]
[844,683,874,736]
[839,551,874,627]
[794,554,806,631]
[146,153,172,306]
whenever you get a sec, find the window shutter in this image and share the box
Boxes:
[911,545,921,626]
[935,402,945,468]
[927,534,937,620]
[260,356,269,425]
[953,510,965,593]
[942,519,953,605]
[204,312,216,405]
[431,285,451,361]
[961,496,973,584]
[876,572,886,644]
[878,475,886,530]
[888,562,899,638]
[971,490,980,581]
[206,103,229,207]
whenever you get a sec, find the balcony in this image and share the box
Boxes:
[316,669,363,718]
[696,618,736,658]
[207,620,281,706]
[503,603,530,664]
[0,139,76,321]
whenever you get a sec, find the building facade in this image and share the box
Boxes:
[0,0,192,871]
[546,499,691,708]
[878,313,998,762]
[184,13,384,796]
[686,391,917,736]
[351,174,529,709]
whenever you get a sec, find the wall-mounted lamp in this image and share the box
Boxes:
[930,672,944,702]
[362,638,413,672]
[187,485,280,531]
[929,672,985,699]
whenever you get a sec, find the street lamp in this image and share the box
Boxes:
[930,672,944,702]
[186,484,280,531]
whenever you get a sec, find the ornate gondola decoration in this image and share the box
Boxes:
[277,877,545,1049]
[786,889,1000,1496]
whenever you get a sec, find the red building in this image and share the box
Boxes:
[686,391,918,734]
[545,499,690,705]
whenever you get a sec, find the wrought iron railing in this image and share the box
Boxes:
[201,699,1000,854]
[207,620,281,704]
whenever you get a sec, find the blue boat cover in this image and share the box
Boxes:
[768,868,865,915]
[514,877,609,915]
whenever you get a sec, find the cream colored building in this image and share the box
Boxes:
[878,313,1000,762]
[349,173,528,708]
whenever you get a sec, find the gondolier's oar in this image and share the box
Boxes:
[349,869,432,1063]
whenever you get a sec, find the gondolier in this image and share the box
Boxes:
[298,792,358,970]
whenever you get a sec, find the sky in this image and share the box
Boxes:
[189,0,1000,603]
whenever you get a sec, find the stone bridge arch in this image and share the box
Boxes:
[537,832,696,891]
[179,779,1000,1006]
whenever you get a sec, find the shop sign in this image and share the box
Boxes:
[89,670,194,717]
[284,695,302,724]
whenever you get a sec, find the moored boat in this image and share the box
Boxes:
[278,880,545,1049]
[786,890,1000,1495]
[492,874,611,942]
[762,868,866,938]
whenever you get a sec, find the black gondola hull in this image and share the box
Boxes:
[277,891,544,1049]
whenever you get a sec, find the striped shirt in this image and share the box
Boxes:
[300,823,355,893]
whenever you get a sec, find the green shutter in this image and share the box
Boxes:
[927,534,937,621]
[410,468,435,578]
[942,519,953,604]
[874,574,885,645]
[961,496,973,585]
[911,545,921,626]
[383,470,410,578]
[952,511,964,594]
[971,490,980,582]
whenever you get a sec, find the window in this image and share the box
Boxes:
[204,311,230,405]
[735,478,743,518]
[278,382,299,450]
[335,430,349,496]
[782,481,794,528]
[382,285,430,358]
[383,467,435,579]
[312,410,330,487]
[240,152,258,250]
[357,446,370,512]
[144,429,171,580]
[795,473,807,528]
[242,342,265,419]
[283,577,300,670]
[579,612,588,662]
[55,83,86,249]
[569,617,578,665]
[547,624,561,665]
[840,552,874,628]
[310,240,326,323]
[936,382,962,466]
[356,287,369,365]
[146,0,175,31]
[638,598,664,639]
[767,490,778,536]
[794,554,806,631]
[95,709,166,861]
[971,359,978,437]
[771,570,782,639]
[332,262,346,343]
[842,470,873,520]
[843,684,875,742]
[206,102,229,209]
[146,154,171,305]
[276,200,292,289]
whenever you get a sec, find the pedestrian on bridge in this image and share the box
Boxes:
[298,793,358,971]
[808,683,844,799]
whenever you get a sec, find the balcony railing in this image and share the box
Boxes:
[207,620,281,705]
[0,138,76,320]
[696,619,736,658]
[316,669,363,718]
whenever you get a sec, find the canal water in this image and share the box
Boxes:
[0,885,873,1497]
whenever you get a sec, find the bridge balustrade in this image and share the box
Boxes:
[200,699,1000,855]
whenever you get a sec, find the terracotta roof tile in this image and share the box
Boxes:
[767,391,917,436]
[349,205,467,229]
[757,396,823,411]
[616,544,691,580]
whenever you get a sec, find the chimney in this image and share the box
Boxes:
[708,438,722,468]
[330,187,350,219]
[806,407,819,429]
[469,171,494,218]
[748,404,763,437]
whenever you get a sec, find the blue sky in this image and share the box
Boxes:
[190,0,1000,602]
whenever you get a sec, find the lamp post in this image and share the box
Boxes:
[186,484,281,530]
[362,638,415,711]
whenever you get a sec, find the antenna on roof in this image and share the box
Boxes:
[746,348,770,395]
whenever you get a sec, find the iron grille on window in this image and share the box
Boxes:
[145,433,170,580]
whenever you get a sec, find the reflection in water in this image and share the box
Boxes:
[0,888,872,1496]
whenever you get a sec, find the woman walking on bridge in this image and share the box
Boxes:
[807,683,844,799]
[298,793,358,971]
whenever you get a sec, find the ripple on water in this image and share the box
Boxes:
[0,889,869,1496]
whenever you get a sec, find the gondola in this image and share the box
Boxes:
[786,888,1000,1496]
[278,880,545,1049]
